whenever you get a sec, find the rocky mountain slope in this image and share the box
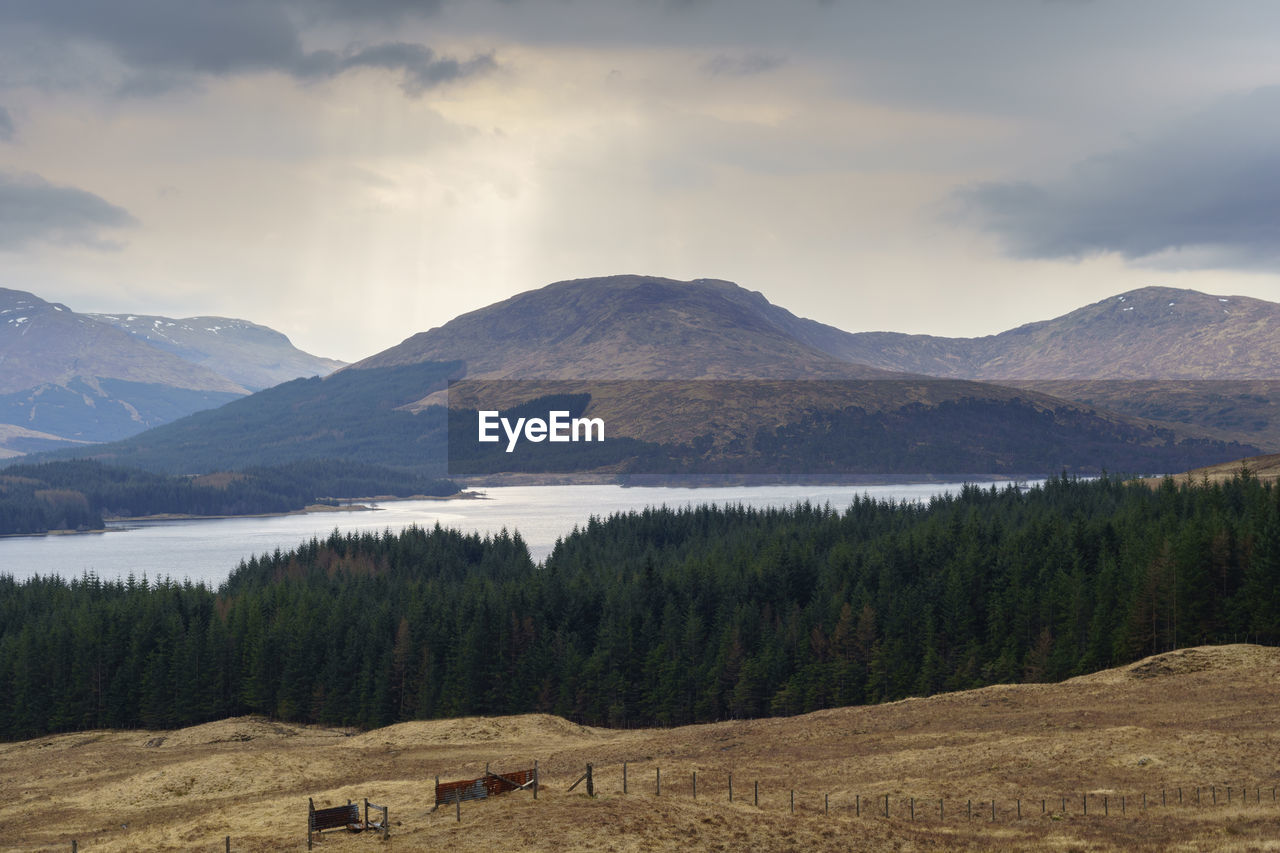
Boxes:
[0,287,343,453]
[89,312,344,391]
[826,286,1280,380]
[356,274,897,380]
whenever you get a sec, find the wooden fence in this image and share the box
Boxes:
[434,764,538,809]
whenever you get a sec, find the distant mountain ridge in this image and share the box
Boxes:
[0,289,244,396]
[53,275,1260,479]
[822,286,1280,380]
[0,287,344,454]
[89,313,345,392]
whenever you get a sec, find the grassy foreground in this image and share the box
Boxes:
[4,644,1279,852]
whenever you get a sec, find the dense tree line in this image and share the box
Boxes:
[2,473,1278,740]
[0,459,457,535]
[35,361,462,475]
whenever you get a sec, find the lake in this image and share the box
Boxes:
[0,481,1008,587]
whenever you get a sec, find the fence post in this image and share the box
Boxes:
[1212,786,1216,805]
[587,763,594,798]
[910,797,914,820]
[940,799,944,820]
[455,788,461,823]
[991,800,996,822]
[1122,795,1125,815]
[968,799,972,820]
[623,761,627,795]
[656,767,661,797]
[1104,795,1108,817]
[693,770,697,800]
[729,772,733,803]
[825,793,829,815]
[755,781,759,807]
[534,761,539,800]
[72,843,77,853]
[885,793,889,818]
[856,794,860,817]
[1017,799,1021,819]
[790,790,795,814]
[1061,797,1065,814]
[226,836,231,853]
[1083,794,1087,816]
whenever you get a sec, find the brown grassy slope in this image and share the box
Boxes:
[1144,452,1280,486]
[5,645,1280,852]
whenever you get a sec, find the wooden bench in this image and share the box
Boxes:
[307,799,360,849]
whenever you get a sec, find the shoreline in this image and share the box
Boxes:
[3,490,488,538]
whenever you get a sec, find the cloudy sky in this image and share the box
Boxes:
[2,0,1280,362]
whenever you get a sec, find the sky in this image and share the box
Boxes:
[2,0,1280,363]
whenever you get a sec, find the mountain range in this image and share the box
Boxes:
[37,275,1276,480]
[822,286,1280,380]
[0,288,343,456]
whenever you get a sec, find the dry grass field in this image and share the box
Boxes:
[1155,453,1280,485]
[4,644,1280,852]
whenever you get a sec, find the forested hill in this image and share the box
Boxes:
[0,459,458,535]
[2,474,1277,740]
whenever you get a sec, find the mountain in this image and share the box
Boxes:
[357,274,896,380]
[54,276,1257,479]
[0,288,247,448]
[823,286,1280,380]
[0,287,344,455]
[810,287,1280,450]
[88,313,345,391]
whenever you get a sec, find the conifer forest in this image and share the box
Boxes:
[2,474,1278,742]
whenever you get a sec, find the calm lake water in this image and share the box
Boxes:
[0,482,1006,587]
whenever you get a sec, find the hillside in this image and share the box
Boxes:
[89,312,345,391]
[4,644,1277,852]
[356,274,898,380]
[830,286,1280,380]
[1146,450,1280,486]
[0,288,244,396]
[50,276,1259,478]
[0,288,344,454]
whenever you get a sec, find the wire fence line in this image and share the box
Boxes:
[544,760,1280,822]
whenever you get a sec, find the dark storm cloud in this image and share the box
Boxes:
[0,107,13,141]
[296,43,497,96]
[954,87,1280,269]
[0,172,138,251]
[0,0,493,94]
